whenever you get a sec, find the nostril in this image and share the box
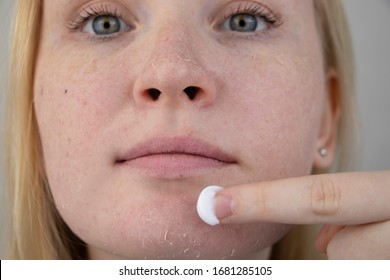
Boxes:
[183,86,200,100]
[147,88,161,101]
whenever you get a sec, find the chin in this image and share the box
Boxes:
[59,161,297,260]
[84,200,291,259]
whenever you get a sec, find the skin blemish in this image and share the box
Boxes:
[230,248,236,257]
[64,89,68,94]
[175,52,191,62]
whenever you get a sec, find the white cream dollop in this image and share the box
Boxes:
[196,185,223,226]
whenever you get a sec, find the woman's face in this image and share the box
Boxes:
[34,0,331,259]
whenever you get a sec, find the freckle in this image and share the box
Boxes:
[64,89,68,94]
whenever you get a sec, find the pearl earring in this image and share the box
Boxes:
[319,148,328,157]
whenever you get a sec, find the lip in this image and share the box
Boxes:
[116,136,237,177]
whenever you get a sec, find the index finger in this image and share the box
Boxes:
[198,171,390,225]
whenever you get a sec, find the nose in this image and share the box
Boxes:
[132,28,216,108]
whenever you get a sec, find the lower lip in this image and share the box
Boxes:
[118,154,231,178]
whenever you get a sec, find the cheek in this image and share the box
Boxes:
[34,54,121,227]
[221,54,324,178]
[34,50,126,160]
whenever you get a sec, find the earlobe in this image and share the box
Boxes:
[313,70,341,170]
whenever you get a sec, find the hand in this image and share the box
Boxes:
[208,171,390,259]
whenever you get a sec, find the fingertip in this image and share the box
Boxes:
[315,225,330,253]
[315,225,346,254]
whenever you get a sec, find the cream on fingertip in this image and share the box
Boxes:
[196,185,224,226]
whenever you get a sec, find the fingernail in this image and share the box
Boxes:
[197,185,235,226]
[214,192,234,221]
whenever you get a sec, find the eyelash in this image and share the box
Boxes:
[67,2,282,41]
[67,4,126,40]
[222,1,282,37]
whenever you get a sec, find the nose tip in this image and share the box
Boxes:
[132,36,216,108]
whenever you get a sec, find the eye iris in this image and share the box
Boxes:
[93,15,120,35]
[230,14,257,32]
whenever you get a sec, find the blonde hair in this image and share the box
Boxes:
[5,0,85,259]
[4,0,356,259]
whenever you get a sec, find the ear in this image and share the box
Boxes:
[313,69,341,170]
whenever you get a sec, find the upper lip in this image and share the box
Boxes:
[116,136,237,163]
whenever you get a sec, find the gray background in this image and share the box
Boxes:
[1,0,390,258]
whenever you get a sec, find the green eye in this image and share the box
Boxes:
[92,15,121,35]
[83,14,129,36]
[229,14,258,32]
[225,13,268,33]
